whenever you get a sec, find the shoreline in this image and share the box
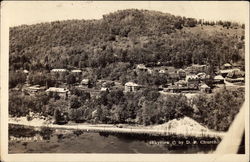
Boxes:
[9,117,226,138]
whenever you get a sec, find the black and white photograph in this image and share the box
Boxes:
[0,1,249,161]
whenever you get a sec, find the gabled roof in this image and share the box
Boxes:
[186,74,199,80]
[136,64,147,69]
[46,87,68,93]
[81,79,90,84]
[214,75,224,80]
[177,69,185,73]
[159,69,166,74]
[125,82,139,87]
[223,63,232,67]
[71,69,82,73]
[101,87,109,91]
[200,84,209,88]
[220,68,240,74]
[51,69,68,72]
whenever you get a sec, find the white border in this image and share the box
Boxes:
[1,1,249,162]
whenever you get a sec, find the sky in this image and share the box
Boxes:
[2,1,249,27]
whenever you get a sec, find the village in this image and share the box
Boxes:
[20,62,245,100]
[8,61,245,143]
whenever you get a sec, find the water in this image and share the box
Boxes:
[9,124,219,153]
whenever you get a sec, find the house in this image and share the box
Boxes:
[147,68,153,74]
[101,81,115,88]
[101,87,109,92]
[24,85,46,94]
[175,80,187,87]
[71,69,82,74]
[220,68,241,78]
[159,69,166,74]
[213,75,225,84]
[168,73,180,80]
[177,69,186,79]
[200,84,211,93]
[124,82,141,92]
[46,87,69,99]
[81,79,90,88]
[165,84,198,93]
[185,64,207,74]
[165,85,180,93]
[136,64,147,72]
[197,72,207,80]
[51,69,68,73]
[225,69,245,83]
[165,66,176,73]
[23,70,29,74]
[186,74,199,83]
[223,63,232,70]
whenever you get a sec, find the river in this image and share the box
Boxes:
[9,124,219,153]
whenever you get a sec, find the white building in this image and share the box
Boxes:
[46,87,69,98]
[51,69,68,73]
[124,82,141,92]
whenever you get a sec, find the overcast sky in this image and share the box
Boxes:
[2,1,248,27]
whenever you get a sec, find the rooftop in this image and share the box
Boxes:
[71,69,82,73]
[136,64,147,70]
[200,84,209,88]
[214,75,224,80]
[81,79,90,84]
[46,87,68,93]
[125,82,139,87]
[223,63,232,67]
[51,69,68,72]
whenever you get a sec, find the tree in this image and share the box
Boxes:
[70,95,81,109]
[66,73,76,85]
[9,71,26,88]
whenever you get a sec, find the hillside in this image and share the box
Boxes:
[9,9,245,72]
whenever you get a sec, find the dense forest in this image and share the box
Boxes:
[10,9,245,74]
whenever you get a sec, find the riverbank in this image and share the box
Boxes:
[9,124,219,153]
[9,116,226,138]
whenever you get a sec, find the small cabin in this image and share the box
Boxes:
[51,69,68,73]
[213,75,224,84]
[81,79,90,88]
[136,64,147,72]
[225,69,245,83]
[23,70,29,74]
[101,87,109,92]
[185,64,207,74]
[46,87,69,99]
[71,69,82,74]
[186,74,199,83]
[124,82,141,92]
[159,69,166,74]
[24,85,46,95]
[223,63,232,70]
[200,84,211,93]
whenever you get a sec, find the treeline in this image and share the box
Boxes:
[9,9,245,74]
[192,87,245,131]
[9,86,244,131]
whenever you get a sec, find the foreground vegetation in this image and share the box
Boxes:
[9,124,219,153]
[9,87,244,132]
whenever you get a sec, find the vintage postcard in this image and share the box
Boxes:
[1,1,249,162]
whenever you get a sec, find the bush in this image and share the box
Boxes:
[40,127,53,140]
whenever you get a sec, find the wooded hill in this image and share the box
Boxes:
[10,9,245,72]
